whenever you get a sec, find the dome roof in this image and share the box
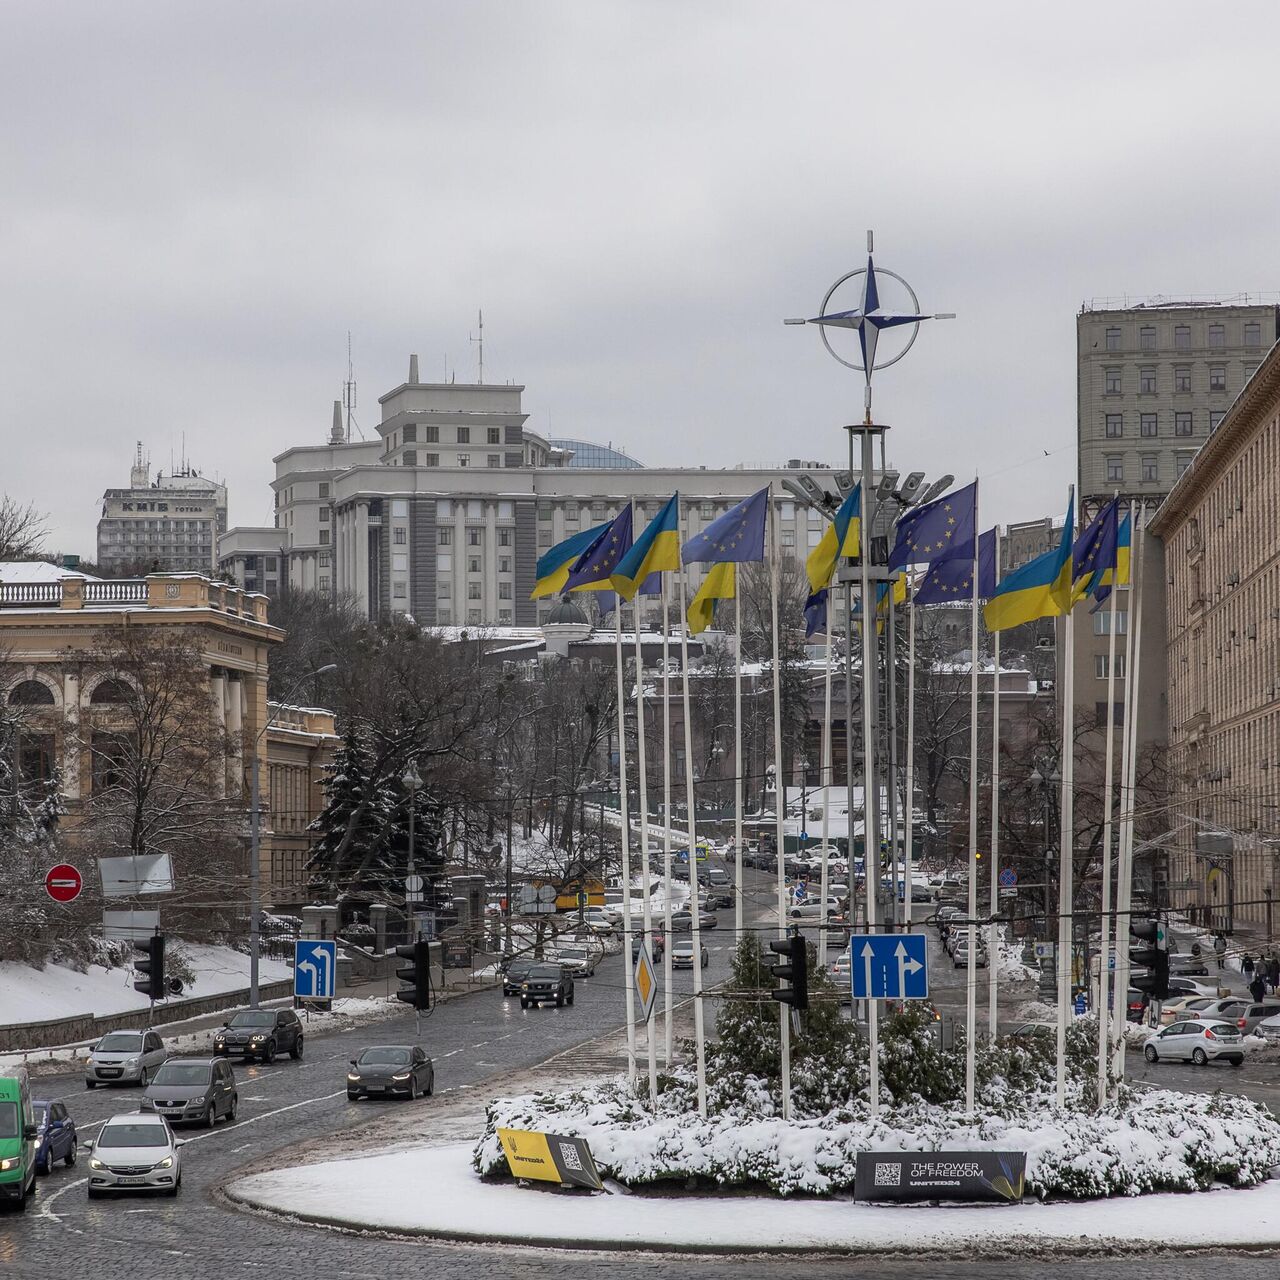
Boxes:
[544,595,590,626]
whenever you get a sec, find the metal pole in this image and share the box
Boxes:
[886,588,900,926]
[1096,535,1121,1107]
[964,534,980,1112]
[1056,491,1077,1106]
[632,608,659,1105]
[661,575,675,1066]
[504,792,513,955]
[768,493,791,1122]
[250,753,261,1009]
[818,615,834,969]
[735,591,745,940]
[903,593,917,930]
[613,606,638,1086]
[988,529,1002,1038]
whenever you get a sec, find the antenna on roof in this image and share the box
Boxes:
[470,309,484,384]
[343,331,357,443]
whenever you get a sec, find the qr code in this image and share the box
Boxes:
[558,1142,584,1172]
[874,1161,902,1188]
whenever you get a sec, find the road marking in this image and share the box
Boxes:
[37,1175,86,1223]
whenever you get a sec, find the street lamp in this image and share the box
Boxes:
[401,757,424,943]
[250,662,338,1008]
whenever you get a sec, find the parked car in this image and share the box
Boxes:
[33,1099,77,1174]
[1169,954,1210,977]
[631,930,666,962]
[0,1069,37,1209]
[579,908,617,933]
[789,896,842,921]
[1254,1010,1280,1043]
[1158,995,1218,1025]
[553,944,597,978]
[1142,1019,1244,1066]
[952,938,988,969]
[934,905,965,929]
[502,956,536,996]
[84,1029,167,1089]
[1164,976,1220,1000]
[827,949,852,1002]
[1126,988,1148,1022]
[346,1045,434,1100]
[521,963,575,1009]
[671,938,709,969]
[1183,997,1249,1024]
[142,1057,238,1127]
[85,1113,182,1197]
[668,908,718,932]
[1231,999,1280,1035]
[211,1009,303,1063]
[1007,1021,1057,1039]
[703,887,734,910]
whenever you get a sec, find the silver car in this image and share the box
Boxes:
[671,939,708,969]
[84,1030,168,1089]
[826,949,852,1003]
[1142,1019,1244,1066]
[86,1113,182,1197]
[141,1057,238,1127]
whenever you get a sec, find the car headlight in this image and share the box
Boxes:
[391,1071,411,1081]
[346,1072,360,1082]
[0,1157,18,1171]
[521,983,530,990]
[125,1057,140,1068]
[250,1035,266,1043]
[89,1158,105,1170]
[155,1156,173,1169]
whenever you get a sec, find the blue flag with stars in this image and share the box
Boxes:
[681,487,768,564]
[565,505,634,592]
[888,480,978,572]
[912,528,998,605]
[803,588,828,639]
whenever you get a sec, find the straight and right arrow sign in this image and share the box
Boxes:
[850,933,929,1000]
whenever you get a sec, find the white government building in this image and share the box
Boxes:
[219,355,855,628]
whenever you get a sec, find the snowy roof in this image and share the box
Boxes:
[0,561,102,583]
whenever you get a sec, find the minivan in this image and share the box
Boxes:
[0,1068,38,1210]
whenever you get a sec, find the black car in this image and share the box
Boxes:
[520,963,575,1009]
[212,1008,304,1063]
[502,957,535,996]
[346,1045,434,1100]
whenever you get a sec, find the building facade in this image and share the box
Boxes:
[98,445,229,576]
[1150,338,1280,935]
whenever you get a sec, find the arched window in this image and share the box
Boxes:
[8,679,54,706]
[89,678,133,705]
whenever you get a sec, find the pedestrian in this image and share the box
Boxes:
[1214,933,1228,971]
[1251,974,1267,1004]
[1243,953,1255,982]
[1270,954,1280,993]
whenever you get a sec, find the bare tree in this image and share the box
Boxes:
[0,497,47,563]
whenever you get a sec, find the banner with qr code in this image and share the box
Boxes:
[853,1151,1026,1203]
[497,1127,604,1191]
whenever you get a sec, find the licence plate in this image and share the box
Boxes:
[368,1085,385,1093]
[98,1069,122,1078]
[116,1177,146,1186]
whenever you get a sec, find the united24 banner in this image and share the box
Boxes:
[497,1127,604,1192]
[854,1150,1026,1203]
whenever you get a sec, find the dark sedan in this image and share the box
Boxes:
[502,957,535,996]
[33,1100,77,1174]
[346,1045,434,1100]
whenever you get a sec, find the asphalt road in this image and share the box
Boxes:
[3,873,1278,1276]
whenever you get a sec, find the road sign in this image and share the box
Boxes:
[633,939,657,1023]
[294,939,337,1000]
[404,873,424,904]
[1033,941,1055,960]
[45,863,83,903]
[850,933,929,1000]
[799,830,809,844]
[998,866,1017,889]
[999,887,1017,899]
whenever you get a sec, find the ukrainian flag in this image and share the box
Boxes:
[687,561,736,635]
[983,493,1075,632]
[531,521,613,599]
[611,494,680,600]
[805,485,861,594]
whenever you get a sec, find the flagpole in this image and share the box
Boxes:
[1096,503,1121,1109]
[734,589,745,940]
[614,603,638,1088]
[818,602,834,970]
[988,529,1001,1038]
[886,589,900,927]
[964,519,980,1114]
[768,490,792,1122]
[632,604,659,1105]
[1056,487,1077,1108]
[661,575,674,1066]
[677,505,709,1119]
[903,590,917,931]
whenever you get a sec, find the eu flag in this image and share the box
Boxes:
[565,506,633,592]
[913,528,998,605]
[682,487,768,564]
[803,587,828,639]
[889,480,978,572]
[1072,498,1121,604]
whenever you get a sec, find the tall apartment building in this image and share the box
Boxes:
[97,445,228,576]
[222,357,868,628]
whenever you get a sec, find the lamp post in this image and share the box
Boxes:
[401,757,424,942]
[249,661,338,1008]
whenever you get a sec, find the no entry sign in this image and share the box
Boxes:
[45,863,83,903]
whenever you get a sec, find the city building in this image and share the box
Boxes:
[97,444,228,576]
[1150,335,1280,936]
[548,438,644,469]
[218,527,287,599]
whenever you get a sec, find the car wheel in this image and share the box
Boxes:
[556,995,564,1007]
[1230,1056,1244,1068]
[1192,1047,1208,1065]
[227,1095,238,1122]
[85,1080,97,1090]
[204,1103,216,1128]
[347,1091,360,1101]
[66,1141,77,1167]
[290,1036,304,1061]
[87,1186,101,1200]
[426,1070,434,1097]
[139,1068,149,1088]
[36,1156,49,1176]
[567,992,574,1006]
[520,998,529,1009]
[263,1041,277,1065]
[1143,1044,1158,1062]
[409,1076,420,1100]
[166,1180,179,1197]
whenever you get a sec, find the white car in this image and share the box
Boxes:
[1142,1019,1244,1066]
[826,950,852,1003]
[552,944,597,977]
[788,896,843,921]
[84,1029,168,1088]
[86,1113,183,1197]
[1256,1011,1280,1042]
[579,908,617,933]
[671,938,709,969]
[952,939,988,969]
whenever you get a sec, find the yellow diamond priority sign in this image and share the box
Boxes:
[634,939,657,1023]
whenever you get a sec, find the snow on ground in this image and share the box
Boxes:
[0,942,292,1028]
[228,1140,1280,1254]
[996,928,1036,983]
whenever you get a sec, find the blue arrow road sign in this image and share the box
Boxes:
[294,939,337,1000]
[850,933,929,1001]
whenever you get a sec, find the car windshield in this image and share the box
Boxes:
[1205,1022,1238,1034]
[530,966,562,979]
[33,1104,48,1126]
[153,1063,212,1087]
[227,1012,276,1028]
[98,1121,169,1148]
[0,1102,17,1139]
[96,1033,143,1052]
[359,1048,411,1066]
[559,947,586,958]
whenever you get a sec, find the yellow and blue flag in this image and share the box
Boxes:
[612,495,679,600]
[681,487,768,564]
[686,561,737,635]
[565,506,633,592]
[913,529,998,605]
[983,495,1075,633]
[889,480,978,572]
[531,521,613,599]
[805,484,861,594]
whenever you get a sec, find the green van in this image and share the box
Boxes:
[0,1068,38,1210]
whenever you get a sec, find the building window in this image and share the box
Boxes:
[1093,609,1128,636]
[1209,364,1226,391]
[467,582,482,601]
[498,500,514,519]
[394,527,407,545]
[319,507,329,522]
[1106,456,1123,482]
[1095,701,1125,728]
[456,427,470,444]
[591,502,607,519]
[488,427,501,444]
[318,482,330,498]
[457,454,470,467]
[1139,366,1156,394]
[1141,454,1158,482]
[403,424,417,444]
[1209,410,1226,429]
[1104,367,1121,394]
[1105,414,1123,438]
[1095,653,1127,679]
[498,582,512,599]
[1140,413,1158,438]
[393,581,407,598]
[437,553,452,572]
[499,556,511,573]
[424,453,439,466]
[1105,326,1121,351]
[1176,452,1194,477]
[319,530,330,545]
[437,583,452,601]
[1175,364,1192,392]
[1174,324,1191,351]
[391,499,408,518]
[437,500,452,518]
[438,528,452,546]
[402,450,417,466]
[438,607,452,623]
[318,575,330,591]
[488,455,501,468]
[467,609,482,625]
[1139,325,1156,350]
[468,557,481,573]
[1245,321,1262,347]
[700,502,715,519]
[468,527,482,546]
[423,424,438,443]
[498,529,512,547]
[499,609,512,624]
[319,552,331,567]
[392,553,408,572]
[1208,322,1226,348]
[1175,411,1193,436]
[781,529,796,548]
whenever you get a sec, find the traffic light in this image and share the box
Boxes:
[1130,916,1170,1001]
[768,932,809,1011]
[395,940,432,1011]
[133,934,166,1000]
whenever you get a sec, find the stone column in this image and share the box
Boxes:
[226,674,244,798]
[355,501,371,618]
[210,668,227,799]
[62,671,82,802]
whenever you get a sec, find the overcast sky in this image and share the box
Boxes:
[6,2,1280,555]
